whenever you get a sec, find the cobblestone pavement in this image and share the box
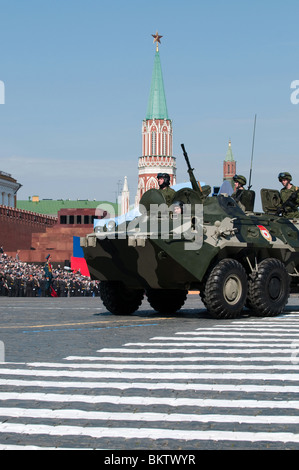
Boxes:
[0,295,299,450]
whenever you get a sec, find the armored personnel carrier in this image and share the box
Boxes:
[81,145,299,319]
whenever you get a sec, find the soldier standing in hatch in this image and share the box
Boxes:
[231,174,247,211]
[157,173,176,206]
[277,172,299,219]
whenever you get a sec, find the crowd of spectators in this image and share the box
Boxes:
[0,250,100,297]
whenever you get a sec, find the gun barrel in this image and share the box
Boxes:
[181,143,203,197]
[181,144,192,171]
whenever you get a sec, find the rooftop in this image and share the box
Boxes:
[17,198,117,216]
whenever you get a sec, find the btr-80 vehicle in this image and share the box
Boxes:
[81,145,299,319]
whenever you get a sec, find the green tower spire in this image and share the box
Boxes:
[146,34,169,121]
[225,140,235,162]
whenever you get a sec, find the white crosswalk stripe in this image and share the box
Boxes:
[0,316,299,449]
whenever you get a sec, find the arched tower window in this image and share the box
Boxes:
[152,132,156,155]
[162,132,167,156]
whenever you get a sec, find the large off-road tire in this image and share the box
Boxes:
[202,259,248,319]
[146,289,188,314]
[99,281,144,315]
[247,258,290,317]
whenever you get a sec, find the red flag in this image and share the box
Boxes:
[50,286,58,297]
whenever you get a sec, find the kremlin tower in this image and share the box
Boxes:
[135,32,176,206]
[223,139,236,185]
[120,33,236,214]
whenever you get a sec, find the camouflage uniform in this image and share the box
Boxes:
[157,173,176,206]
[159,186,176,206]
[232,175,247,212]
[280,185,299,218]
[278,172,299,219]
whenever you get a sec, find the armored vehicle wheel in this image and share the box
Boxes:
[247,258,290,317]
[99,281,144,315]
[202,259,247,319]
[146,289,188,314]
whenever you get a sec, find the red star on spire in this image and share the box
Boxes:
[152,31,163,51]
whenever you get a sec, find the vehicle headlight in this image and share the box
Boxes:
[107,220,116,232]
[94,225,103,233]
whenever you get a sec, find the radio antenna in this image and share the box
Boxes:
[248,114,257,190]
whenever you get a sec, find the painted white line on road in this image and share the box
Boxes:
[97,347,298,354]
[1,407,299,424]
[0,422,299,443]
[176,331,299,337]
[0,392,299,409]
[65,355,299,363]
[123,342,297,347]
[152,337,297,343]
[0,368,298,381]
[0,378,298,393]
[26,362,299,371]
[186,325,299,329]
[0,445,79,450]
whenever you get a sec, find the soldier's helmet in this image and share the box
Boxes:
[233,174,247,186]
[157,173,171,186]
[173,200,184,214]
[278,172,292,182]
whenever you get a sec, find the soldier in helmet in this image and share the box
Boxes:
[231,174,247,211]
[157,173,176,206]
[173,200,184,215]
[277,172,299,218]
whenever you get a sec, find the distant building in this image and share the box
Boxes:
[0,205,57,253]
[2,196,114,263]
[223,140,236,185]
[17,197,117,217]
[121,176,130,215]
[0,170,22,208]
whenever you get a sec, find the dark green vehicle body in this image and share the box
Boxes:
[81,171,299,318]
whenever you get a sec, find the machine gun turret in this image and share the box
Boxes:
[181,143,204,198]
[181,144,211,203]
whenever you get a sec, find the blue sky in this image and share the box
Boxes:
[0,0,299,208]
